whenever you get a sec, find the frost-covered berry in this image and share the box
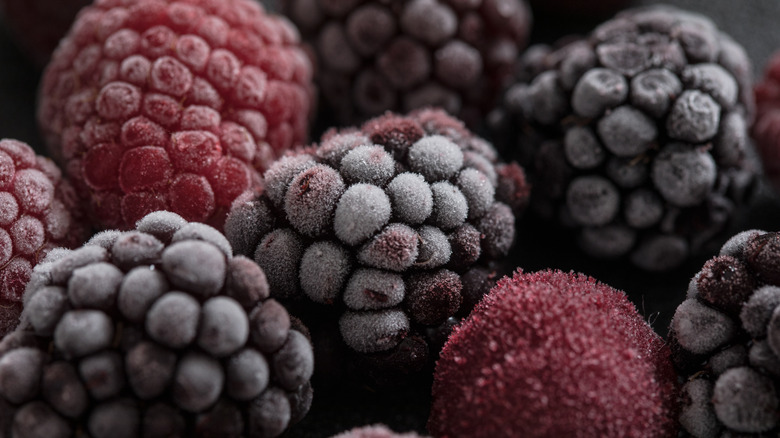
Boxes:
[429,270,678,438]
[3,211,313,437]
[330,424,428,438]
[37,0,314,230]
[0,139,87,338]
[283,0,531,126]
[226,109,529,379]
[669,229,780,436]
[495,5,757,271]
[754,51,780,191]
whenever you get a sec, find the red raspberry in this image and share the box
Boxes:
[0,139,87,337]
[0,0,91,66]
[38,0,314,230]
[429,270,679,438]
[754,51,780,190]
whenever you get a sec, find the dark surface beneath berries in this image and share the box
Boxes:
[2,1,780,436]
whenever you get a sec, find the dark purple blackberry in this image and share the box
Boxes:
[1,211,313,437]
[225,109,529,378]
[283,0,531,127]
[494,5,757,271]
[668,229,780,436]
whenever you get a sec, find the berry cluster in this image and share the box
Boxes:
[284,0,531,126]
[225,109,529,376]
[497,5,757,271]
[0,211,313,437]
[37,0,314,230]
[669,230,780,436]
[429,270,679,438]
[0,139,86,338]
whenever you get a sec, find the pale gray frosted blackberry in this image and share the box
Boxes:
[497,5,757,271]
[669,229,780,436]
[283,0,531,126]
[225,109,529,377]
[1,211,313,437]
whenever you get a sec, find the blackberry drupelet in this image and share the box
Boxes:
[1,211,313,437]
[225,109,529,379]
[283,0,531,127]
[429,270,679,438]
[0,139,87,338]
[495,5,757,271]
[37,0,314,230]
[668,229,780,436]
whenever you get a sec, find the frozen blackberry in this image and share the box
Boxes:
[667,229,780,436]
[4,211,313,437]
[429,270,679,437]
[0,139,87,338]
[753,50,780,191]
[225,109,529,378]
[37,0,314,230]
[0,0,90,66]
[495,5,757,271]
[283,0,531,126]
[331,424,428,438]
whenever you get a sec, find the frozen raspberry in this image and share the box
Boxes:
[668,229,780,436]
[0,0,91,66]
[225,109,529,379]
[494,5,757,271]
[429,270,678,438]
[331,424,428,438]
[283,0,531,127]
[0,139,87,338]
[753,50,780,191]
[5,211,313,437]
[37,0,314,230]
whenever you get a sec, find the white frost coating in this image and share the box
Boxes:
[263,154,316,207]
[339,309,409,353]
[456,168,494,220]
[407,135,464,182]
[741,285,780,339]
[679,379,720,438]
[334,184,391,246]
[85,230,123,249]
[135,211,187,243]
[671,298,735,355]
[357,223,419,272]
[315,132,371,168]
[429,181,467,230]
[415,226,451,269]
[299,241,351,304]
[340,145,395,186]
[343,269,405,310]
[720,229,766,258]
[386,172,432,225]
[172,222,233,257]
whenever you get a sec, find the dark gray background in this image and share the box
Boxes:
[1,1,778,436]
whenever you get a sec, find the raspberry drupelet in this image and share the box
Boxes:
[494,5,758,271]
[283,0,531,127]
[429,270,679,438]
[0,211,314,437]
[0,139,87,338]
[37,0,314,230]
[224,109,529,379]
[753,51,780,190]
[668,229,780,436]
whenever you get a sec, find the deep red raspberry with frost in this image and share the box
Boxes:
[0,0,91,66]
[429,270,678,438]
[754,51,780,190]
[37,0,314,230]
[0,139,87,338]
[283,0,531,127]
